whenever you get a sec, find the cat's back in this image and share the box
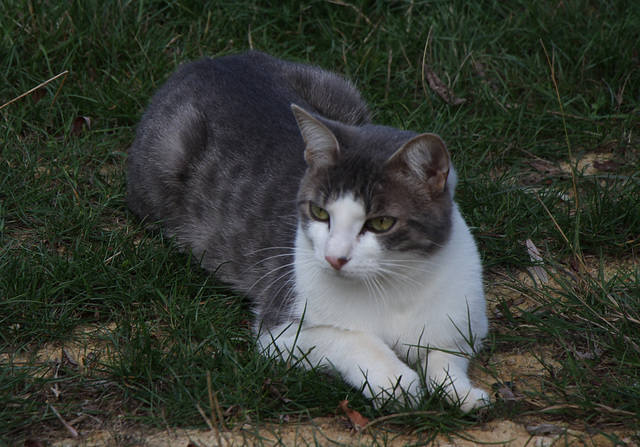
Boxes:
[127,52,370,221]
[128,52,307,168]
[131,51,369,152]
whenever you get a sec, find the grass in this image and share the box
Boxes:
[1,0,639,444]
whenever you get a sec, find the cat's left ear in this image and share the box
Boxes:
[291,105,340,169]
[386,133,450,195]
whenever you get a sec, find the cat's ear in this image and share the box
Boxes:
[386,133,450,195]
[291,104,339,168]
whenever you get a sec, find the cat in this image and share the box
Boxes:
[127,50,489,411]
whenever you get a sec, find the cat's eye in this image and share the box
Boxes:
[365,216,396,233]
[309,204,330,222]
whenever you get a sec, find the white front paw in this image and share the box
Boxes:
[366,369,422,409]
[457,387,490,412]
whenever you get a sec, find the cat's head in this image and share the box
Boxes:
[292,105,455,279]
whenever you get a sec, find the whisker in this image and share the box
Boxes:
[248,256,317,317]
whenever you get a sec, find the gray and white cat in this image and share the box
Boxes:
[127,51,489,411]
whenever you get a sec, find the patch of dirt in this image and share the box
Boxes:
[40,417,638,447]
[556,152,623,176]
[1,323,117,379]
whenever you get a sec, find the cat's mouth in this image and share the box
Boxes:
[321,261,367,281]
[329,269,356,279]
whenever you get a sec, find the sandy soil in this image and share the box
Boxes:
[14,306,639,446]
[43,416,637,447]
[9,256,639,446]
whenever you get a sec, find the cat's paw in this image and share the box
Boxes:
[366,369,422,409]
[456,387,491,412]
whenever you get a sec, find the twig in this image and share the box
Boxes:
[196,402,215,431]
[48,401,79,437]
[540,41,580,224]
[420,26,434,102]
[207,371,226,446]
[359,410,439,432]
[324,0,371,25]
[0,70,69,111]
[385,48,392,100]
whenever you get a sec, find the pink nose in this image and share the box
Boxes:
[325,256,349,270]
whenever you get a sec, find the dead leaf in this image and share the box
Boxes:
[278,414,292,423]
[473,60,499,94]
[573,347,603,361]
[527,159,564,176]
[62,347,78,367]
[81,351,99,369]
[525,239,548,284]
[473,59,487,78]
[592,159,619,171]
[423,64,466,106]
[223,404,241,418]
[526,423,567,436]
[337,400,369,432]
[492,382,525,410]
[263,378,293,404]
[70,116,91,137]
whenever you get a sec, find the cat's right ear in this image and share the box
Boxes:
[291,105,339,168]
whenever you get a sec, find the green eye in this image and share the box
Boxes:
[310,204,329,222]
[366,216,396,233]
